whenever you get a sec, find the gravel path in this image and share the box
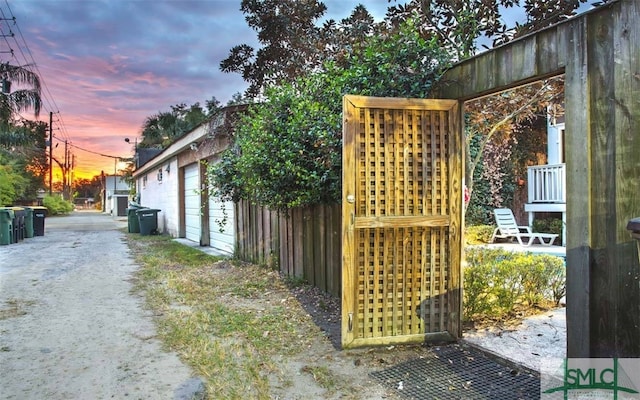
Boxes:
[0,210,203,400]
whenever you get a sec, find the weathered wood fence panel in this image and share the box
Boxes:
[235,200,342,296]
[235,200,279,267]
[439,0,640,358]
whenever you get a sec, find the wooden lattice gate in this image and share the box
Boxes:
[341,95,463,348]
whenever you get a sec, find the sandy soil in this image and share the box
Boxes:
[0,211,204,400]
[1,210,565,400]
[463,307,566,371]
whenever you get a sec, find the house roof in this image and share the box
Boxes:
[132,104,248,178]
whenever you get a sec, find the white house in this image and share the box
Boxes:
[524,112,566,245]
[103,175,130,216]
[131,105,245,256]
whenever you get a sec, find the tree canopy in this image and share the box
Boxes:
[138,100,218,148]
[210,15,453,210]
[210,0,591,211]
[137,93,253,150]
[0,63,45,205]
[221,0,591,98]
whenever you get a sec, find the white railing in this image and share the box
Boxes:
[527,163,566,203]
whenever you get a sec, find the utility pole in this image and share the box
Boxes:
[49,112,53,196]
[70,154,76,200]
[63,140,68,200]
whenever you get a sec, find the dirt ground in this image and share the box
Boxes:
[1,210,553,400]
[0,211,412,400]
[0,211,205,399]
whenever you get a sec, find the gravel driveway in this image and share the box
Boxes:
[0,210,203,400]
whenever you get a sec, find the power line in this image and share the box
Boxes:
[55,136,127,160]
[0,12,14,57]
[1,0,71,143]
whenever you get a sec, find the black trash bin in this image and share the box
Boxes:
[31,206,47,236]
[137,208,161,236]
[10,207,25,243]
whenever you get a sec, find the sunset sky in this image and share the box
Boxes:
[4,0,391,181]
[4,0,592,183]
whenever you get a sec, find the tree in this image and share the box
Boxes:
[385,0,590,55]
[222,0,592,90]
[225,92,252,107]
[0,155,28,205]
[0,63,42,151]
[139,111,185,148]
[73,176,105,204]
[465,77,564,193]
[319,5,379,68]
[210,16,453,210]
[463,77,564,221]
[338,16,452,98]
[501,0,592,44]
[0,62,41,121]
[215,0,586,213]
[0,119,47,204]
[221,0,384,98]
[0,62,44,203]
[138,98,227,149]
[385,0,514,61]
[212,80,342,210]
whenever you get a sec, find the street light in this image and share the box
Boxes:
[124,137,138,168]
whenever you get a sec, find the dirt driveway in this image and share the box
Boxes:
[0,210,204,400]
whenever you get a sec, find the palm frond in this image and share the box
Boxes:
[0,63,41,92]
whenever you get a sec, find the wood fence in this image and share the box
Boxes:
[234,200,342,296]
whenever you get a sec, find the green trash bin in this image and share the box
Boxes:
[23,207,34,238]
[127,207,145,233]
[127,202,147,233]
[137,208,160,236]
[30,206,47,236]
[0,208,14,245]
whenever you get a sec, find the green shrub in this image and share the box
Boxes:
[43,195,74,215]
[465,225,495,244]
[209,17,452,211]
[532,217,563,236]
[463,247,565,321]
[545,261,567,306]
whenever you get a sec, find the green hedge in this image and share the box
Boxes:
[42,195,74,215]
[465,225,495,245]
[463,247,565,321]
[533,217,563,236]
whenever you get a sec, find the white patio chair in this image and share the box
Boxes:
[491,208,558,246]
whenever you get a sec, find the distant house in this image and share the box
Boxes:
[131,105,247,256]
[524,110,566,245]
[103,175,130,216]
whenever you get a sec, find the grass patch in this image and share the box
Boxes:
[302,365,338,392]
[126,233,319,399]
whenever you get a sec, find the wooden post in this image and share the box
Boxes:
[438,0,640,357]
[564,15,591,358]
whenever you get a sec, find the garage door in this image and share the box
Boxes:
[184,163,201,243]
[208,194,235,255]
